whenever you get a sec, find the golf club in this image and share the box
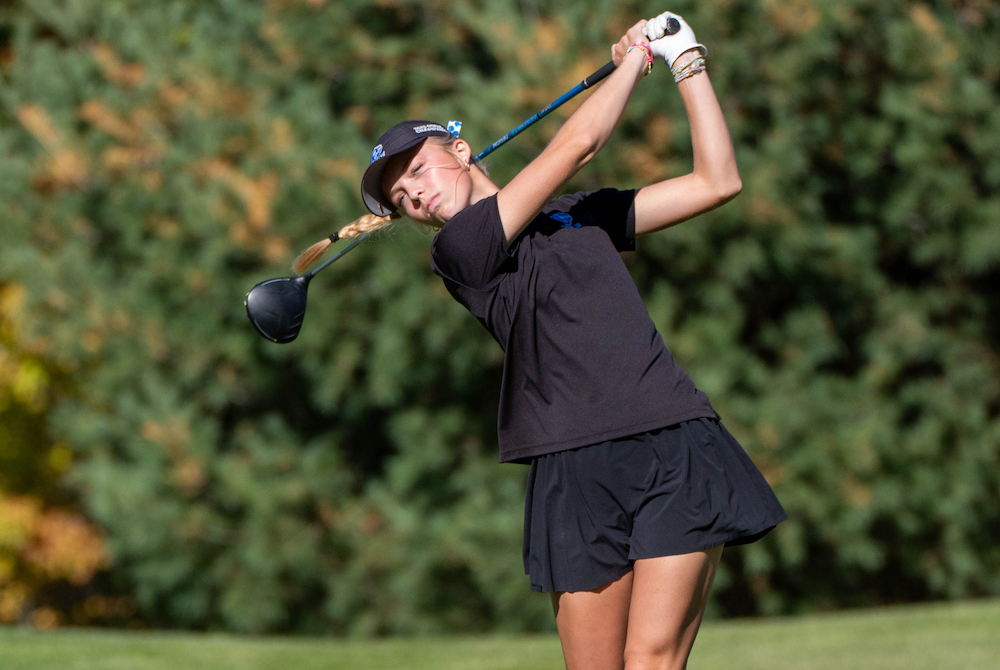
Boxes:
[244,234,366,343]
[245,17,680,343]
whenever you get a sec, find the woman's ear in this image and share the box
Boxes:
[453,139,473,167]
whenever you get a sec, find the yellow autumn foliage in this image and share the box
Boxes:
[0,288,111,627]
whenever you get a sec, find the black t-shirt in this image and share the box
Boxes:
[430,189,717,463]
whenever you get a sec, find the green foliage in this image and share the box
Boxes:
[0,0,998,633]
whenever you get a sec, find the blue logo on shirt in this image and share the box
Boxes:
[551,211,580,228]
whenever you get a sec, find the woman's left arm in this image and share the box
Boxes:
[633,50,742,236]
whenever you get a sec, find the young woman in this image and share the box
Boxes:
[303,11,786,670]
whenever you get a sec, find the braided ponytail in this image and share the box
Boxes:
[291,213,395,275]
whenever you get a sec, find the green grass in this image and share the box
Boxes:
[2,599,999,670]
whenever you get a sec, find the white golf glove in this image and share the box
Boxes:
[643,12,706,68]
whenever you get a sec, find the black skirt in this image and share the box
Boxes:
[523,417,787,593]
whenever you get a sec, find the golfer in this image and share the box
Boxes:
[357,13,786,670]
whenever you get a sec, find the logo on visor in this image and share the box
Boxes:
[412,124,446,134]
[370,144,385,164]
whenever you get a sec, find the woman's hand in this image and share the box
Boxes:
[643,11,706,68]
[611,20,650,66]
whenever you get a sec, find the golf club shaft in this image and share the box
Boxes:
[305,230,371,278]
[474,60,617,161]
[472,16,685,160]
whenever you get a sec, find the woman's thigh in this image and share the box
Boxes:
[551,570,634,670]
[624,545,724,670]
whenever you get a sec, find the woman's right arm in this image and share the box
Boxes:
[495,22,651,244]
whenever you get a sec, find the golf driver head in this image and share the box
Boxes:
[245,275,311,343]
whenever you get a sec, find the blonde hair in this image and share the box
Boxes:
[291,213,394,274]
[291,134,484,275]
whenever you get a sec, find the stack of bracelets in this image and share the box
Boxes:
[627,42,654,75]
[627,41,707,84]
[671,56,706,83]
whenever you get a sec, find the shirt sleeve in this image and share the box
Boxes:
[548,188,637,252]
[430,194,511,290]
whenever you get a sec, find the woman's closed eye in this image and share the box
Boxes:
[394,164,425,208]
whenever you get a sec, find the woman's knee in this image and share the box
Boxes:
[623,642,688,670]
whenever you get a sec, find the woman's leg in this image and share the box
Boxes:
[551,570,634,670]
[623,545,724,670]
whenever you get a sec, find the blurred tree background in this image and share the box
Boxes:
[1,0,998,635]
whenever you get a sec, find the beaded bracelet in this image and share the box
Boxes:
[627,41,654,75]
[671,56,707,83]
